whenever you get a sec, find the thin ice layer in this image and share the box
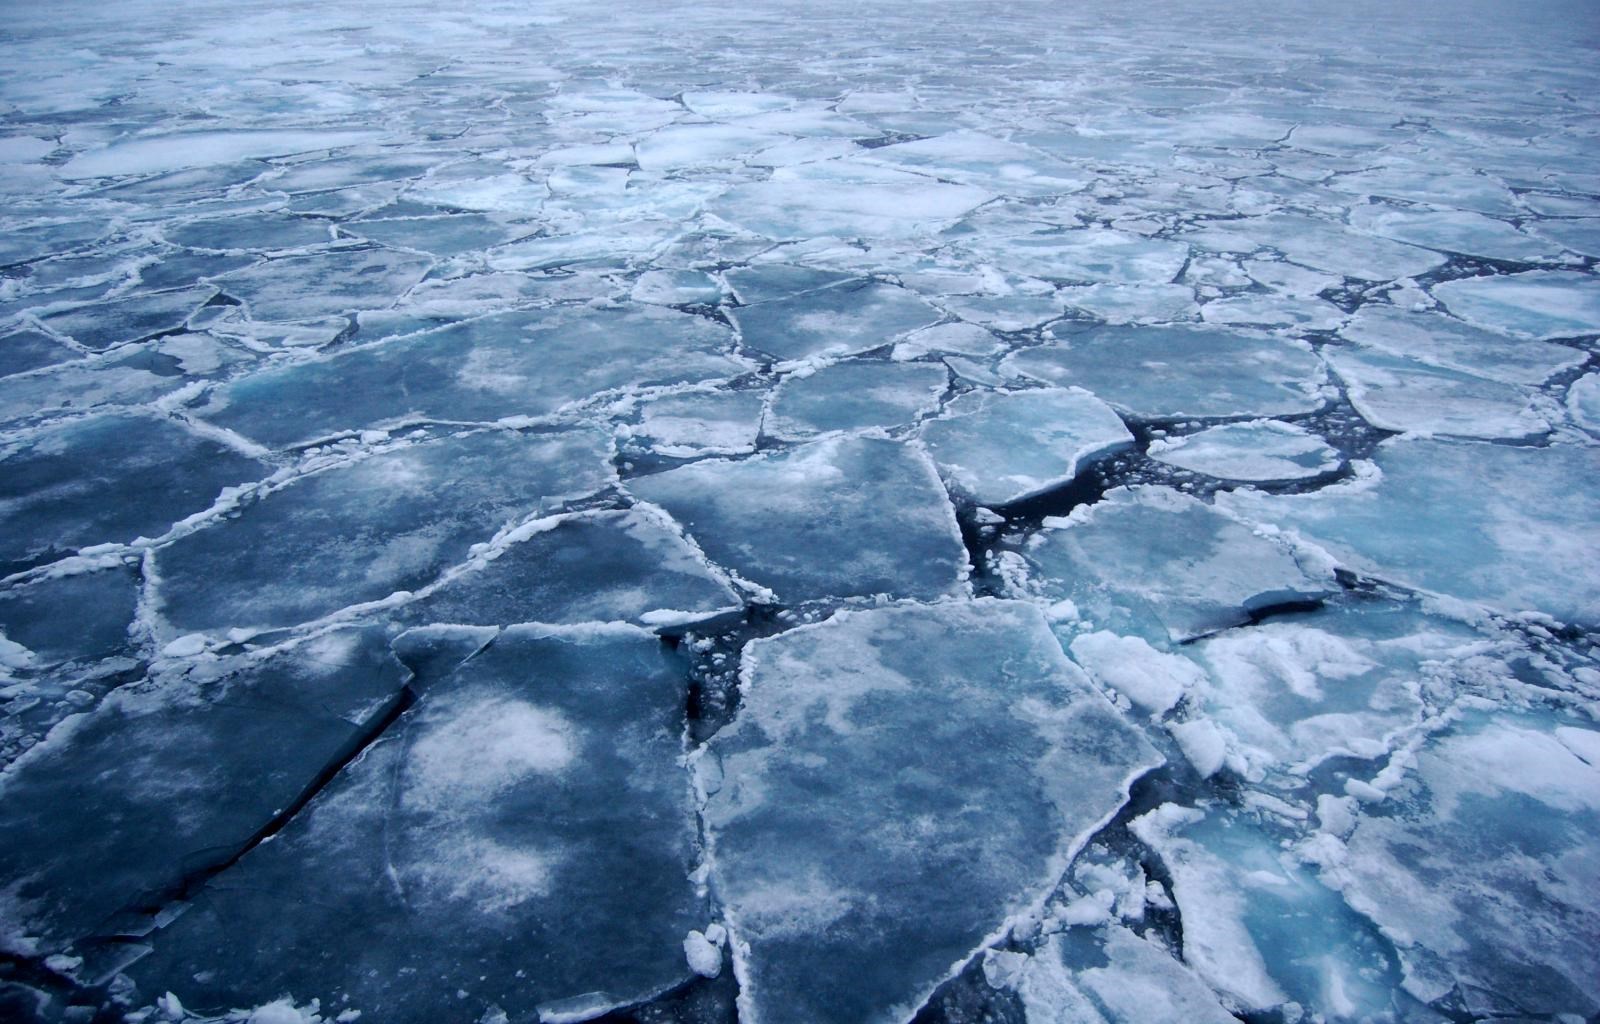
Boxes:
[627,437,966,604]
[0,413,270,566]
[1148,420,1339,481]
[1329,713,1600,1017]
[0,627,409,953]
[1218,438,1600,625]
[130,624,703,1024]
[700,600,1160,1024]
[1003,326,1324,420]
[1024,487,1333,644]
[154,429,613,633]
[919,388,1132,506]
[408,508,739,630]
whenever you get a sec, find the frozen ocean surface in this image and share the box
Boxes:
[0,1,1596,1022]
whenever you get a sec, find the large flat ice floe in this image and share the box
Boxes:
[697,600,1160,1024]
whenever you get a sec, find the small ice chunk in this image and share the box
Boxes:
[1068,632,1202,716]
[1569,372,1600,436]
[631,269,723,306]
[683,931,722,978]
[1168,719,1229,778]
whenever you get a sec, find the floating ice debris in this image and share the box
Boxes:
[129,624,704,1023]
[1568,372,1600,435]
[631,268,724,306]
[1148,420,1339,481]
[1003,326,1325,420]
[153,429,613,633]
[920,388,1132,506]
[1131,803,1402,1019]
[628,437,966,604]
[700,600,1159,1024]
[1219,437,1600,625]
[764,360,947,441]
[1021,487,1333,644]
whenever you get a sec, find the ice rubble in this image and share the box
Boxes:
[919,388,1133,506]
[698,600,1159,1024]
[129,625,705,1024]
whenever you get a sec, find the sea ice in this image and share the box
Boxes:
[1432,270,1600,340]
[129,624,703,1023]
[407,508,739,631]
[699,600,1159,1024]
[1219,437,1600,625]
[729,280,941,363]
[1020,487,1333,644]
[1329,713,1600,1016]
[0,413,269,567]
[919,387,1133,506]
[1148,420,1339,481]
[631,388,766,456]
[213,248,432,320]
[153,429,613,633]
[764,360,947,440]
[1003,326,1324,420]
[1325,347,1549,440]
[627,437,966,604]
[1339,305,1585,386]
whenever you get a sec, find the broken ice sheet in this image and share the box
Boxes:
[0,413,270,567]
[729,280,941,364]
[1339,304,1585,386]
[1002,326,1325,420]
[920,387,1132,506]
[1148,420,1339,482]
[406,507,739,631]
[698,600,1160,1024]
[130,624,704,1023]
[1131,803,1403,1020]
[711,163,992,240]
[152,429,613,634]
[37,285,215,352]
[1021,487,1333,645]
[1326,711,1600,1017]
[628,436,966,604]
[0,626,409,953]
[1431,269,1600,340]
[213,248,432,320]
[1218,438,1600,626]
[1325,347,1550,441]
[630,388,766,456]
[196,305,743,448]
[764,359,947,441]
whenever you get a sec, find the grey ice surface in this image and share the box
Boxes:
[0,1,1597,1023]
